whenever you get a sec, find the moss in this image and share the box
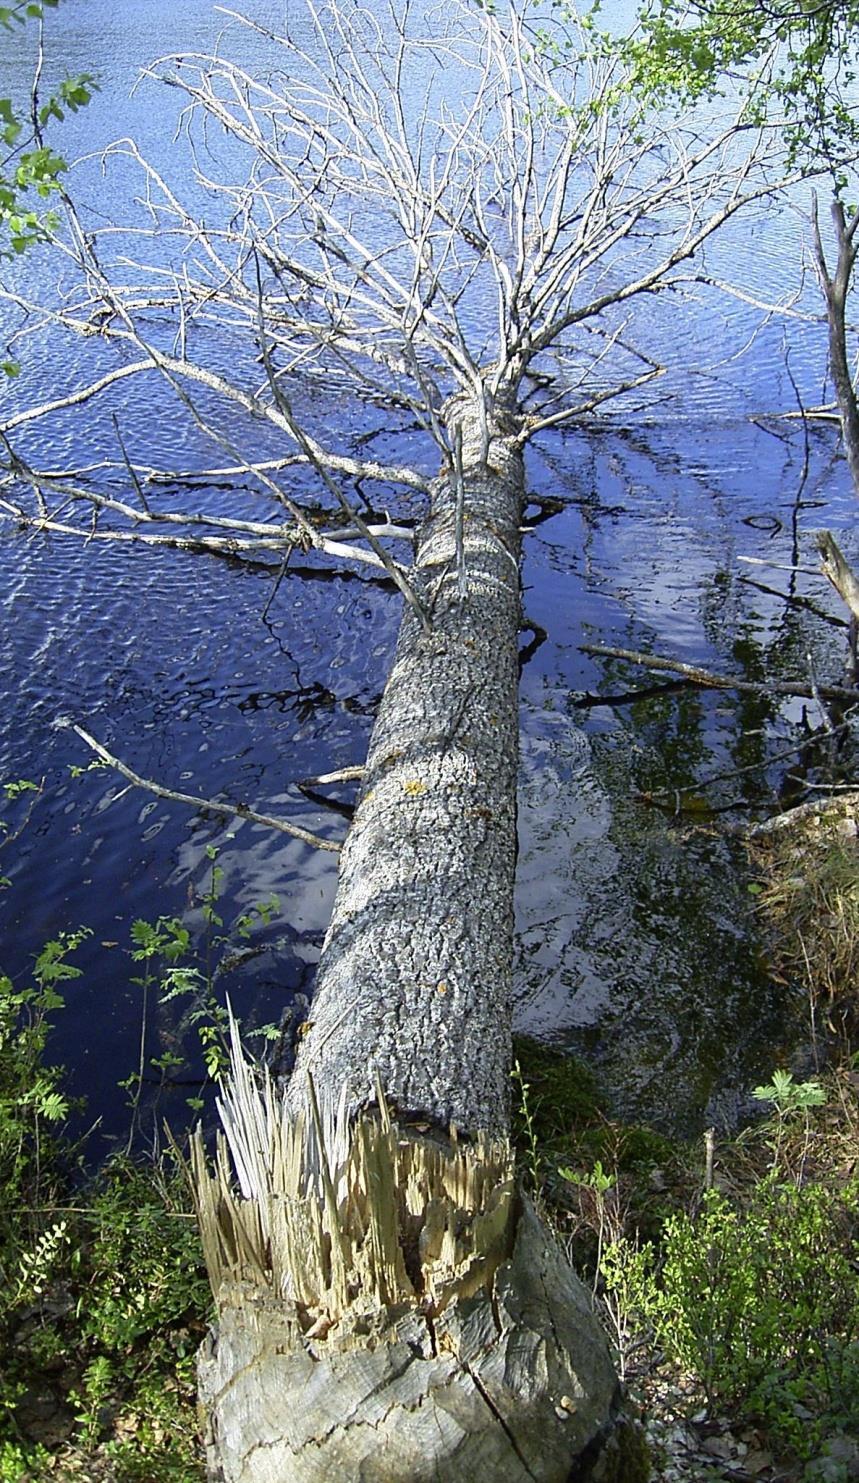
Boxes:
[512,1035,605,1144]
[513,1035,687,1178]
[577,1413,651,1483]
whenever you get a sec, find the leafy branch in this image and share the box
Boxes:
[0,0,95,270]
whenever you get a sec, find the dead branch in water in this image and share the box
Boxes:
[581,642,859,704]
[54,719,340,853]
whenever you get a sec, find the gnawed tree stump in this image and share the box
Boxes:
[192,1063,618,1482]
[190,411,621,1480]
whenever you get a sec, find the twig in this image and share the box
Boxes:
[737,555,822,577]
[581,643,859,704]
[261,550,291,624]
[704,1129,715,1191]
[54,720,340,853]
[298,766,365,787]
[737,575,848,629]
[0,504,294,557]
[640,721,857,809]
[783,776,858,793]
[573,678,691,710]
[0,777,44,856]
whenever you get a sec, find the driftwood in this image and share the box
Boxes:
[747,788,859,838]
[817,531,859,624]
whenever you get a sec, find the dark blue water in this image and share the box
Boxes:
[1,0,856,1149]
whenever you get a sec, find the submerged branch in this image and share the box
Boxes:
[581,643,859,704]
[53,719,340,853]
[641,718,857,813]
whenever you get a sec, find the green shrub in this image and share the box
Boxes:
[0,932,209,1478]
[0,930,89,1217]
[602,1177,859,1459]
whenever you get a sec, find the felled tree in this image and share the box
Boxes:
[0,2,800,1477]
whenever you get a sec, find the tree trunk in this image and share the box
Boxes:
[192,399,621,1482]
[811,197,859,498]
[284,402,524,1138]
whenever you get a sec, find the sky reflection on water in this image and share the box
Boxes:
[0,0,856,1147]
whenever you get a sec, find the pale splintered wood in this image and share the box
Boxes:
[191,1032,515,1322]
[192,1044,618,1482]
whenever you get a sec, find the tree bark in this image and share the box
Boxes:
[811,196,859,498]
[193,401,621,1481]
[283,403,523,1138]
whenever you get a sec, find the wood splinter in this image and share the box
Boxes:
[190,1024,620,1483]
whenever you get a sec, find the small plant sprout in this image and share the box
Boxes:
[511,1060,541,1190]
[752,1068,827,1115]
[752,1069,827,1177]
[559,1160,618,1297]
[2,779,38,802]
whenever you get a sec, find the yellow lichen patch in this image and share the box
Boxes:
[437,981,448,995]
[402,779,427,797]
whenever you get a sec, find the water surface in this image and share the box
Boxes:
[1,0,855,1148]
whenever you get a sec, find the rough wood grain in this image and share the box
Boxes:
[194,1063,619,1483]
[284,408,524,1138]
[198,1204,618,1483]
[817,530,859,624]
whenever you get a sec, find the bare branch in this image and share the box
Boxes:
[2,0,811,581]
[810,191,859,496]
[54,719,341,852]
[581,642,859,703]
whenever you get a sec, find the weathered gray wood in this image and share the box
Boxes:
[198,1201,618,1483]
[816,530,859,683]
[580,641,859,703]
[195,1080,619,1483]
[811,197,859,498]
[817,530,859,624]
